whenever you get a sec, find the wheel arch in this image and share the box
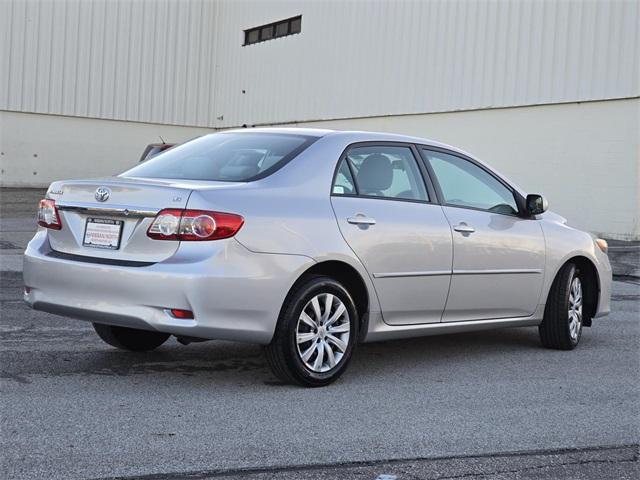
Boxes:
[284,260,371,341]
[548,255,599,326]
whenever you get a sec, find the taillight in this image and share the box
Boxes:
[37,199,62,230]
[147,209,182,240]
[147,209,244,241]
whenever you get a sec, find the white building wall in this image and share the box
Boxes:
[2,0,638,128]
[0,110,212,185]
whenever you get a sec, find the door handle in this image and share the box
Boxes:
[347,215,376,226]
[453,223,475,233]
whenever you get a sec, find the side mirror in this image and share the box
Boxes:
[526,194,548,216]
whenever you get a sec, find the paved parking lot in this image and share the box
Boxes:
[1,188,638,479]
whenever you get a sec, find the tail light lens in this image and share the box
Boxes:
[147,209,244,241]
[37,199,62,230]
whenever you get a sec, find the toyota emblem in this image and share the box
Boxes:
[95,186,111,202]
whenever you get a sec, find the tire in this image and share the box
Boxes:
[93,323,170,351]
[265,276,359,387]
[539,263,584,350]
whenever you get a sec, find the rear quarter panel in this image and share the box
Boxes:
[183,135,384,321]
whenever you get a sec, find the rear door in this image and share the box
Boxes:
[420,148,545,322]
[330,143,452,325]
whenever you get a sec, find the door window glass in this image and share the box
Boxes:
[424,150,518,215]
[332,158,356,195]
[342,146,428,201]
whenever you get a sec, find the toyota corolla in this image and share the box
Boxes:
[23,128,612,386]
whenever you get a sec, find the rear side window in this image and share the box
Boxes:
[122,133,317,182]
[333,145,428,201]
[332,158,356,195]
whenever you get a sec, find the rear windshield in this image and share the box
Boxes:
[121,132,317,182]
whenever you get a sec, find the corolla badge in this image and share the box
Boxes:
[94,186,111,202]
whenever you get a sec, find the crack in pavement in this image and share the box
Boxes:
[432,457,638,480]
[92,444,639,480]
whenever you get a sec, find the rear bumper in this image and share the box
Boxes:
[23,231,314,344]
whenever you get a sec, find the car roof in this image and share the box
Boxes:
[222,127,333,137]
[228,128,529,196]
[222,127,473,158]
[202,127,527,196]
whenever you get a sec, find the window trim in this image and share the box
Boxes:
[418,145,524,217]
[330,141,438,205]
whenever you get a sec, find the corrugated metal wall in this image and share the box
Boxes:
[1,0,220,126]
[2,0,638,128]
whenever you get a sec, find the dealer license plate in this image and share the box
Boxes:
[83,218,123,250]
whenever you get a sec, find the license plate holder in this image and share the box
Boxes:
[83,218,124,250]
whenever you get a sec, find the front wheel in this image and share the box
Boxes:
[265,276,359,387]
[539,263,583,350]
[93,323,170,351]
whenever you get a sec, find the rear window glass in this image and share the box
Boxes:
[121,132,317,182]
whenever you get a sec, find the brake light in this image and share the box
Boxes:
[147,209,244,241]
[37,199,62,230]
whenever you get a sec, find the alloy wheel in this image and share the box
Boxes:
[568,276,583,341]
[295,293,351,373]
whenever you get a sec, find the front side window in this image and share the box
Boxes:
[333,145,428,201]
[423,150,518,215]
[122,133,316,182]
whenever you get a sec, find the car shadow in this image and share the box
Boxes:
[5,326,545,387]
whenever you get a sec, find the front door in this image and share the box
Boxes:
[421,148,545,322]
[330,144,453,325]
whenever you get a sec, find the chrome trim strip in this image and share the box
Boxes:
[56,202,159,218]
[373,268,542,278]
[453,268,543,275]
[373,270,451,278]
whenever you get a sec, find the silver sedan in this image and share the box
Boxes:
[23,128,612,386]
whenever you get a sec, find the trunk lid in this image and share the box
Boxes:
[44,177,235,263]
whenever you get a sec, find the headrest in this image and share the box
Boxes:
[356,154,393,193]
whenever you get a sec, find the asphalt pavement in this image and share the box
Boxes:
[1,188,638,479]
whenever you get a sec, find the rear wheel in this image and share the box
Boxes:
[265,276,359,387]
[539,263,583,350]
[93,323,170,351]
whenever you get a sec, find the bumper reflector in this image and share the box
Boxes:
[169,308,194,319]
